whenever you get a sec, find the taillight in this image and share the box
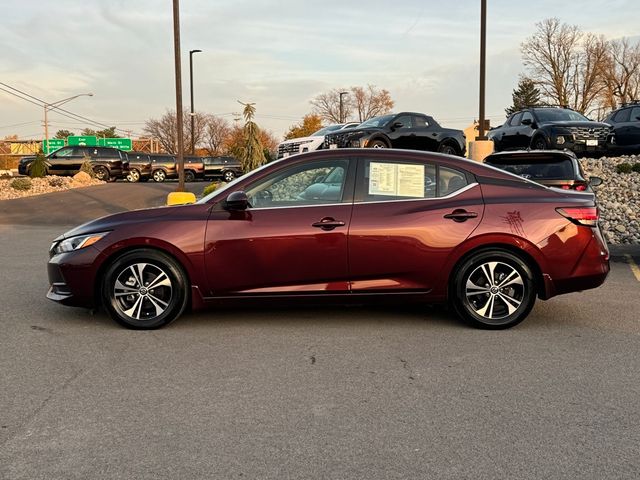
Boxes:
[556,207,599,226]
[560,185,571,190]
[574,183,587,191]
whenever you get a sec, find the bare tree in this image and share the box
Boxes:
[311,85,394,123]
[599,37,640,110]
[310,88,352,124]
[573,33,608,116]
[143,109,207,154]
[521,18,583,109]
[351,85,394,122]
[203,115,231,156]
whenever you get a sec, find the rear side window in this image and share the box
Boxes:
[360,159,469,202]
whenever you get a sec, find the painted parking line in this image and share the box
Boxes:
[624,254,640,282]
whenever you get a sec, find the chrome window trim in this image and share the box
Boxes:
[248,183,479,211]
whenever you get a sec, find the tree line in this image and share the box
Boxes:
[508,17,640,117]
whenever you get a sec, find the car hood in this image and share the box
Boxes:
[279,135,323,145]
[540,121,612,129]
[19,155,36,163]
[53,204,206,242]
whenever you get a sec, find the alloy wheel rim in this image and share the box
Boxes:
[465,261,524,321]
[372,143,386,149]
[154,171,165,181]
[224,172,234,181]
[130,170,140,182]
[113,263,173,321]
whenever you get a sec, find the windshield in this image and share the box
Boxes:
[534,109,590,123]
[312,124,346,136]
[358,114,395,128]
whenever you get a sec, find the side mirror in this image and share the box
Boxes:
[392,121,404,130]
[51,154,57,158]
[589,176,603,187]
[521,118,532,126]
[225,190,249,210]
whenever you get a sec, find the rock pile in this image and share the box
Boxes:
[0,175,105,201]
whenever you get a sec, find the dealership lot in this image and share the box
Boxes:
[1,185,639,479]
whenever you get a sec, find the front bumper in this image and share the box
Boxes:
[46,247,103,308]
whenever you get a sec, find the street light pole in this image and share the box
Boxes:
[43,93,93,153]
[339,91,348,123]
[172,0,185,192]
[477,0,487,140]
[189,49,202,155]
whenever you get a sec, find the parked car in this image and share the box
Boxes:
[323,112,466,156]
[488,106,614,155]
[277,122,360,159]
[603,101,640,152]
[149,154,177,182]
[484,150,603,192]
[181,156,205,182]
[203,156,243,182]
[46,149,609,330]
[18,146,127,181]
[125,152,151,182]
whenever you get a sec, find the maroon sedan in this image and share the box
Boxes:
[47,149,609,329]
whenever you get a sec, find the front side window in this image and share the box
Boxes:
[521,111,534,124]
[630,107,640,122]
[393,115,413,130]
[510,112,523,126]
[245,159,350,208]
[54,147,73,157]
[614,108,631,123]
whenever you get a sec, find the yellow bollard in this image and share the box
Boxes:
[166,191,196,206]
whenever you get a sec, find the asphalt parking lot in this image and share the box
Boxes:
[1,184,639,479]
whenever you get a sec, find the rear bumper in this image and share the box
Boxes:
[541,225,609,299]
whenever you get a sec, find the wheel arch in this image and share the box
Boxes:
[438,137,463,155]
[442,238,548,301]
[93,241,198,310]
[368,135,391,148]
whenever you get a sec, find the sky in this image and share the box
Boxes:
[1,0,639,141]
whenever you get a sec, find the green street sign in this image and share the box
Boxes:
[43,139,65,155]
[98,138,133,151]
[67,135,97,146]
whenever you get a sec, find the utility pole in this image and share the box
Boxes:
[189,49,202,155]
[42,93,93,153]
[172,0,186,191]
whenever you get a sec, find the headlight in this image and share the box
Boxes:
[556,135,566,145]
[51,232,110,255]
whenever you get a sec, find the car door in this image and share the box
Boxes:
[610,108,632,145]
[348,156,484,293]
[516,111,535,148]
[203,156,355,295]
[501,112,523,150]
[627,107,640,146]
[49,147,81,175]
[386,115,414,149]
[412,115,440,152]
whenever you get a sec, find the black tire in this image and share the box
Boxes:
[184,170,196,183]
[368,139,388,149]
[102,249,189,329]
[531,136,548,150]
[438,143,459,156]
[152,169,166,182]
[222,170,236,182]
[127,168,141,183]
[450,249,536,329]
[94,166,110,182]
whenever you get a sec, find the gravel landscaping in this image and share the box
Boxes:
[0,173,105,201]
[580,155,640,245]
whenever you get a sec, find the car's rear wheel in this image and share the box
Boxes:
[94,166,110,182]
[223,170,236,182]
[152,169,166,182]
[438,143,459,155]
[127,168,141,183]
[368,139,387,149]
[102,249,189,329]
[184,170,196,182]
[451,249,536,329]
[531,136,548,150]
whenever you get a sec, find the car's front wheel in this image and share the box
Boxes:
[127,168,141,183]
[102,249,189,329]
[531,136,548,150]
[451,249,536,329]
[437,143,459,156]
[368,139,388,149]
[152,169,166,182]
[94,166,110,182]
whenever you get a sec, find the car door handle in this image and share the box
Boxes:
[312,217,346,231]
[444,209,478,222]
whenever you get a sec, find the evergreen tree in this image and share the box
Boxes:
[237,101,266,172]
[506,77,542,115]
